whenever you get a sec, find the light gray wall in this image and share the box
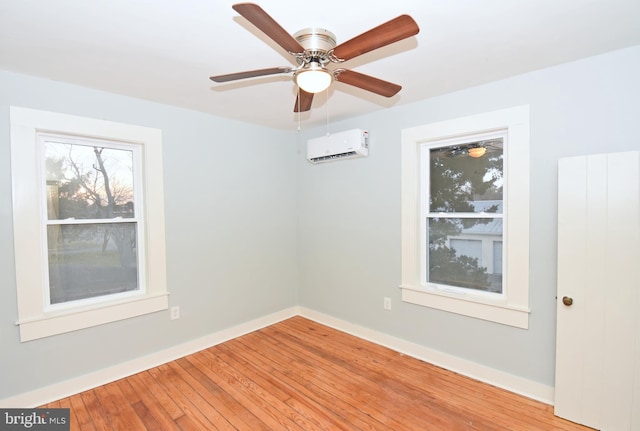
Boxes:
[2,45,638,400]
[296,45,640,387]
[0,71,298,398]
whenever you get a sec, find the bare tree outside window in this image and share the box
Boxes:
[44,139,140,304]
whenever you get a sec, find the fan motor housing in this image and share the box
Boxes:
[293,28,337,56]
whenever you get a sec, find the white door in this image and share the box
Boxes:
[555,151,640,430]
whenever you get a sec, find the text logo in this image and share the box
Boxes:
[0,409,69,431]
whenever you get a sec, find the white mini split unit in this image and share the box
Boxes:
[307,129,369,163]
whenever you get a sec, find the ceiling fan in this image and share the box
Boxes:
[209,3,420,113]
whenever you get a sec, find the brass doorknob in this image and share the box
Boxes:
[562,296,573,306]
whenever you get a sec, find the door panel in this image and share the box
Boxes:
[555,151,640,430]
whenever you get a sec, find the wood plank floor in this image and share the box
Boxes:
[41,316,594,430]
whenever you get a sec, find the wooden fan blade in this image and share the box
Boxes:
[294,89,314,112]
[233,3,304,54]
[331,15,419,61]
[210,66,292,82]
[334,69,401,97]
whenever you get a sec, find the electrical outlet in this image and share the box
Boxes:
[383,297,391,311]
[170,306,180,320]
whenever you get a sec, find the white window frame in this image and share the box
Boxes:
[41,133,146,311]
[10,107,168,341]
[420,130,506,297]
[401,106,530,328]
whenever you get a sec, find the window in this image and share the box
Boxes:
[44,135,143,307]
[401,106,530,328]
[10,107,168,341]
[425,134,505,294]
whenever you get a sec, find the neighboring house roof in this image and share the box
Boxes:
[460,200,503,236]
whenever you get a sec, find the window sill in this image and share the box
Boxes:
[400,285,529,329]
[16,293,169,342]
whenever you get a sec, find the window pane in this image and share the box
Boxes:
[429,139,503,213]
[48,223,138,304]
[427,217,502,293]
[44,141,135,220]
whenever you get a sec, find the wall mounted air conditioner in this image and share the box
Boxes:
[307,129,369,164]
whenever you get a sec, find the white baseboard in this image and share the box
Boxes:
[2,306,554,407]
[298,307,555,405]
[1,307,300,407]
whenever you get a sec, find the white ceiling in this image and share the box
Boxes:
[1,0,639,130]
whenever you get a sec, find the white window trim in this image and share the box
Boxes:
[10,107,168,341]
[401,106,530,329]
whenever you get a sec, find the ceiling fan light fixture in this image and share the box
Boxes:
[295,64,333,93]
[468,147,487,158]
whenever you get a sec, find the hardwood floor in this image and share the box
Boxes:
[41,316,594,430]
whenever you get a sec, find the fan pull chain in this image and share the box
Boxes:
[297,86,301,132]
[325,87,330,136]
